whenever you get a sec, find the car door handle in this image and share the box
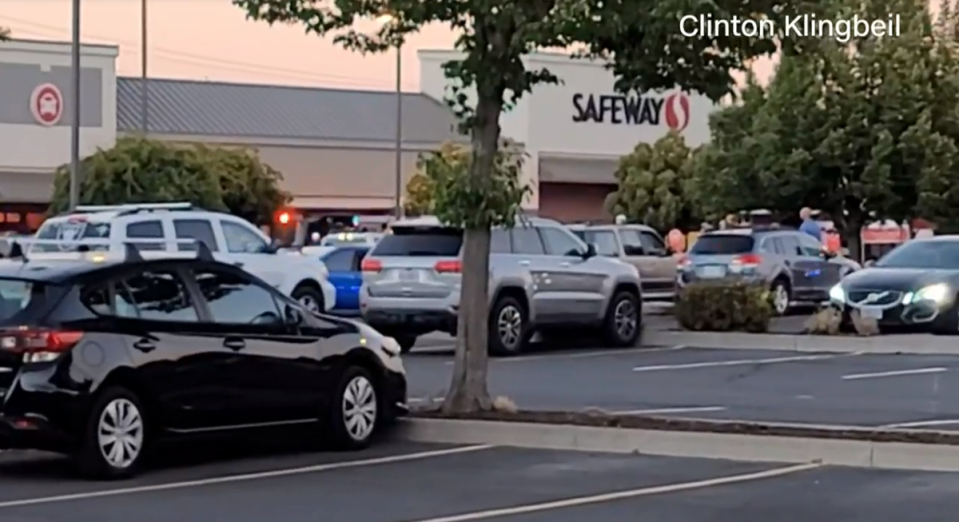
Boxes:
[519,260,530,266]
[223,337,245,350]
[132,338,155,353]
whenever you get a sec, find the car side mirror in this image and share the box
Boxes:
[284,304,304,325]
[582,243,597,259]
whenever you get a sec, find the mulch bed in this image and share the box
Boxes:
[411,408,959,445]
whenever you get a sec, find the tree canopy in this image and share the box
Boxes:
[50,137,291,225]
[689,0,959,253]
[607,132,699,232]
[233,0,794,412]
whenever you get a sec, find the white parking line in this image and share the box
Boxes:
[403,462,820,522]
[610,406,726,415]
[881,419,959,429]
[633,353,850,372]
[409,397,444,404]
[0,444,494,509]
[841,367,948,381]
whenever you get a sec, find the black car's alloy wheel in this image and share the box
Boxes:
[327,366,379,450]
[75,387,148,479]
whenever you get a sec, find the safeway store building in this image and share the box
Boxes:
[0,39,716,231]
[419,50,718,221]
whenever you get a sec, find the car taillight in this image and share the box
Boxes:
[361,258,383,272]
[733,253,762,266]
[0,329,84,362]
[435,260,461,273]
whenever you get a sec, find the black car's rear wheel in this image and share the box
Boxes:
[75,387,148,479]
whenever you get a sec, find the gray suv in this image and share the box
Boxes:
[359,216,643,355]
[679,228,860,314]
[568,224,678,301]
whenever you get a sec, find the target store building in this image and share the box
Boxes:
[421,50,718,221]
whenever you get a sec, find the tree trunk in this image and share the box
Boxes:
[442,93,503,414]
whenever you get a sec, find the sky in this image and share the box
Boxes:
[1,0,460,92]
[1,0,775,94]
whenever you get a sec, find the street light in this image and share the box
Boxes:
[68,0,81,210]
[377,14,402,219]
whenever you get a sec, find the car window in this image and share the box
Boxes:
[192,268,282,325]
[118,270,199,322]
[323,249,355,272]
[581,230,620,256]
[126,220,165,251]
[778,235,804,256]
[374,227,463,256]
[689,235,756,255]
[491,228,511,254]
[760,238,778,254]
[221,221,268,253]
[0,279,45,322]
[618,230,646,256]
[510,226,546,255]
[539,227,585,256]
[640,231,666,254]
[32,219,111,252]
[796,233,823,256]
[174,219,219,252]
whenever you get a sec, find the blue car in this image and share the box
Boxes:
[318,245,370,316]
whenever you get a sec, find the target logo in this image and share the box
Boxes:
[664,92,690,132]
[30,83,64,126]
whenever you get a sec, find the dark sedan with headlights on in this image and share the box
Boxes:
[828,236,959,334]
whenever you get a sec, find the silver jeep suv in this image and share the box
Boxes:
[359,216,643,355]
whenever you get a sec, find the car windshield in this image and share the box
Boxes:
[875,240,959,269]
[689,235,755,255]
[373,227,463,256]
[31,219,112,252]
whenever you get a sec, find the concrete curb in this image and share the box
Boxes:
[396,418,959,471]
[643,329,959,354]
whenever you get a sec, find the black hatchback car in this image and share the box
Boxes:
[0,243,407,479]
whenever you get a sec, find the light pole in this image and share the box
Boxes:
[140,0,149,133]
[377,14,403,218]
[68,0,81,210]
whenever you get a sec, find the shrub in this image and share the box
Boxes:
[805,307,842,335]
[674,281,773,332]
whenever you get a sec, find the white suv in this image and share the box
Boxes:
[31,203,335,312]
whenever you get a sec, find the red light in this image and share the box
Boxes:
[278,212,291,225]
[0,329,84,353]
[361,258,383,272]
[434,260,461,273]
[734,254,762,266]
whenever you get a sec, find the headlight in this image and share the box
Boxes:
[914,283,950,304]
[828,284,845,303]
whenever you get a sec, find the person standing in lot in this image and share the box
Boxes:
[799,207,822,241]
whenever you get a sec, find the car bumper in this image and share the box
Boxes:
[361,295,458,335]
[381,369,409,420]
[832,300,942,327]
[320,280,337,312]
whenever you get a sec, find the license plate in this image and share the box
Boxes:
[398,269,420,282]
[699,266,725,278]
[860,306,883,319]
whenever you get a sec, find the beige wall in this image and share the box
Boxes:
[146,133,447,210]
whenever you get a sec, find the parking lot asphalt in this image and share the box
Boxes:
[405,346,959,429]
[0,441,957,522]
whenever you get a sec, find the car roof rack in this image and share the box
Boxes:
[12,238,216,264]
[69,202,196,218]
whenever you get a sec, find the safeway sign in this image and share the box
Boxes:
[30,83,64,126]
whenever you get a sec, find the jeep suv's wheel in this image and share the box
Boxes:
[75,387,148,479]
[602,290,641,347]
[489,295,528,356]
[327,366,379,450]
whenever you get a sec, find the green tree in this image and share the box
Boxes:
[691,0,959,256]
[50,137,291,225]
[233,0,792,412]
[403,172,433,217]
[607,132,699,232]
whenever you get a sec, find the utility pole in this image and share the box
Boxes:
[393,43,403,218]
[68,0,81,210]
[140,0,149,133]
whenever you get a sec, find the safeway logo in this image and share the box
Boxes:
[664,92,690,132]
